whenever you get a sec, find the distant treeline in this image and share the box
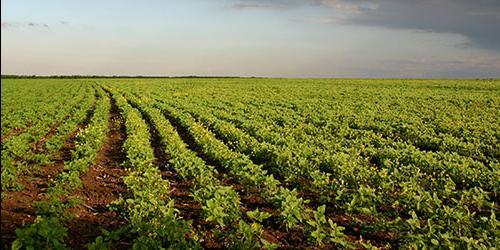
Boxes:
[1,75,258,79]
[2,75,496,80]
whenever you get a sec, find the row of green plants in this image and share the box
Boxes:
[163,91,498,248]
[1,82,94,190]
[109,79,499,249]
[181,78,498,166]
[1,80,78,138]
[42,89,101,157]
[195,98,498,190]
[122,91,357,248]
[161,79,496,162]
[181,96,496,194]
[12,85,110,249]
[92,86,199,249]
[173,98,497,192]
[117,89,275,249]
[172,94,497,193]
[3,78,498,249]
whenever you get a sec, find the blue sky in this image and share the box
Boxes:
[1,0,500,77]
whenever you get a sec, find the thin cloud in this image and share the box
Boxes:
[27,22,49,28]
[231,2,271,10]
[1,22,15,29]
[3,21,50,29]
[230,0,304,10]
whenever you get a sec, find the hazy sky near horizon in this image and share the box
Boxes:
[1,0,500,78]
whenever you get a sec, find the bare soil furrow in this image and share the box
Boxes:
[65,90,129,249]
[125,100,205,226]
[155,106,312,249]
[1,97,98,249]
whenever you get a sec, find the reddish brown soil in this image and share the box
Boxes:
[0,163,63,247]
[64,93,129,249]
[1,107,94,249]
[160,170,224,248]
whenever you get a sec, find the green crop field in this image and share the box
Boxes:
[1,78,499,249]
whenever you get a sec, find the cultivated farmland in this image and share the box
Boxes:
[1,78,499,249]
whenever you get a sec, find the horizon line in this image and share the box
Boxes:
[1,74,499,80]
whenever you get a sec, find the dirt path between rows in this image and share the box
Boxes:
[148,103,314,249]
[1,99,96,249]
[65,92,129,249]
[125,99,208,238]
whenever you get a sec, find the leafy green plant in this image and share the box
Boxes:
[12,216,68,250]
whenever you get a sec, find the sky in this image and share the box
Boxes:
[1,0,500,78]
